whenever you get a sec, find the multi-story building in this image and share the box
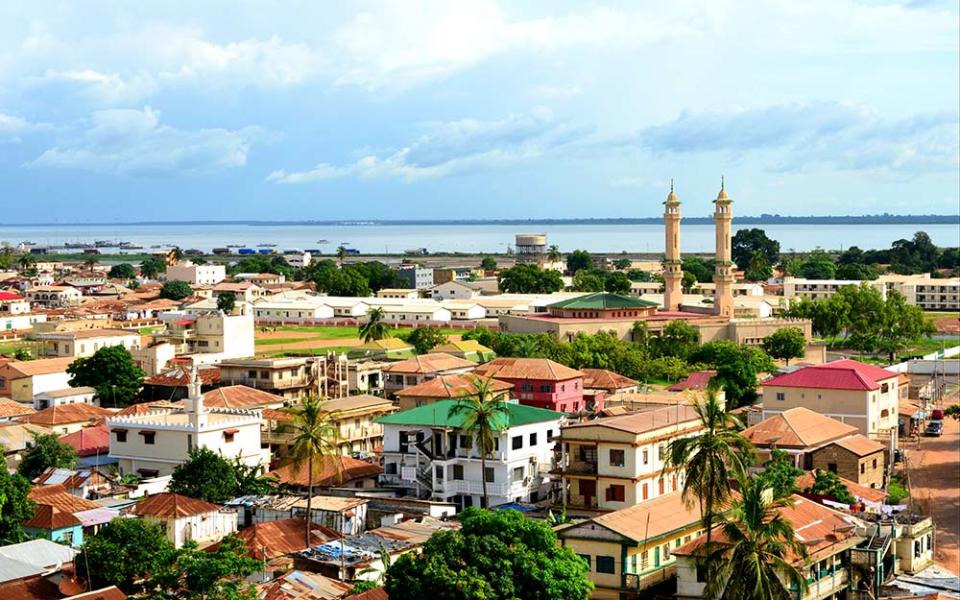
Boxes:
[395,265,434,290]
[0,357,75,402]
[900,278,960,311]
[784,273,960,311]
[165,261,226,285]
[382,353,476,397]
[25,285,83,307]
[430,281,482,301]
[378,400,564,509]
[557,492,707,598]
[154,310,254,360]
[473,357,590,413]
[322,395,397,455]
[395,374,513,411]
[432,267,472,285]
[761,359,900,439]
[556,405,703,510]
[217,357,317,400]
[674,495,864,600]
[106,370,267,477]
[33,328,141,359]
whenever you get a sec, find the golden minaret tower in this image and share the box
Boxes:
[713,177,735,318]
[662,179,683,312]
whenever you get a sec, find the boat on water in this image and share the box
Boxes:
[20,241,36,246]
[257,243,277,248]
[212,247,230,255]
[95,240,117,247]
[316,239,329,244]
[64,242,94,249]
[150,244,162,249]
[120,242,144,250]
[227,244,243,248]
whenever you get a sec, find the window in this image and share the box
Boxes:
[776,392,785,401]
[663,543,671,559]
[609,449,625,467]
[642,448,649,465]
[596,556,616,574]
[260,370,270,379]
[529,432,538,446]
[642,483,649,500]
[860,463,865,474]
[460,435,473,449]
[485,467,495,483]
[872,458,877,469]
[539,384,552,393]
[520,383,534,392]
[696,565,708,582]
[385,462,397,475]
[828,463,838,473]
[114,429,127,442]
[605,485,625,502]
[578,554,591,570]
[453,465,464,480]
[547,429,554,441]
[512,436,523,450]
[640,550,649,570]
[141,431,156,445]
[224,431,235,443]
[658,444,665,461]
[512,466,524,482]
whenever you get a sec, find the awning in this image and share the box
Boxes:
[224,428,240,435]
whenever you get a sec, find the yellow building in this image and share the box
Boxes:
[556,405,703,511]
[321,394,397,455]
[557,492,706,599]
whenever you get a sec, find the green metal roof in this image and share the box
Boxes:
[548,292,658,310]
[376,400,564,429]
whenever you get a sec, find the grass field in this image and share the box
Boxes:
[0,339,44,357]
[254,324,467,356]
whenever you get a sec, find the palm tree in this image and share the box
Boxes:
[336,245,347,266]
[171,246,184,262]
[700,474,808,600]
[449,377,511,508]
[286,396,342,546]
[359,307,390,343]
[547,244,561,263]
[662,388,756,547]
[16,254,35,275]
[83,256,99,273]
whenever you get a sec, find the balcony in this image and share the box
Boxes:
[443,478,533,498]
[559,460,598,475]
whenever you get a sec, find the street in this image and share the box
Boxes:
[905,404,960,574]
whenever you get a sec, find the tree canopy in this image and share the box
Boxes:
[404,327,449,354]
[144,536,260,600]
[77,517,173,593]
[139,256,167,279]
[480,256,497,270]
[159,280,194,300]
[67,345,145,407]
[0,470,34,544]
[18,433,77,479]
[804,469,856,505]
[497,264,563,294]
[385,508,592,600]
[168,447,238,503]
[732,228,780,272]
[755,448,803,499]
[565,249,592,274]
[762,327,807,366]
[108,263,137,279]
[216,291,236,313]
[690,341,775,407]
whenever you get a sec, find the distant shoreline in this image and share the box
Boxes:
[2,214,958,227]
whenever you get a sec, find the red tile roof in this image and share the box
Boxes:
[130,493,221,518]
[473,357,582,381]
[22,504,82,530]
[381,352,477,375]
[394,374,513,400]
[563,404,701,435]
[18,404,113,426]
[580,368,639,391]
[351,589,389,600]
[795,471,886,504]
[830,434,885,457]
[63,587,127,600]
[666,370,717,392]
[28,486,100,512]
[144,365,221,387]
[0,291,24,300]
[742,407,858,449]
[0,398,35,418]
[226,518,340,560]
[196,385,284,409]
[762,359,898,391]
[58,424,110,456]
[268,456,382,488]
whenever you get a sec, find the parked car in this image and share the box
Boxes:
[931,408,945,420]
[924,420,943,437]
[893,448,904,463]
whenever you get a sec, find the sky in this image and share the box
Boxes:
[0,0,958,223]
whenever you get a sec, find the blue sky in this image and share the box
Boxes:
[0,0,957,223]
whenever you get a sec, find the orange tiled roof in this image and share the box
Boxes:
[580,368,639,391]
[0,398,35,418]
[381,352,476,375]
[28,487,100,512]
[473,357,582,381]
[19,404,113,426]
[228,518,340,560]
[588,491,703,542]
[145,365,221,387]
[742,407,858,449]
[268,456,382,487]
[394,374,513,400]
[197,385,284,409]
[830,434,885,457]
[131,493,221,518]
[563,403,701,435]
[0,357,76,377]
[22,504,81,530]
[795,470,886,504]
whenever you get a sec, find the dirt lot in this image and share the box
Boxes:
[905,394,960,574]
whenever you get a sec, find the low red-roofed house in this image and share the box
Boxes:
[761,359,900,437]
[59,424,111,467]
[130,493,238,548]
[0,397,35,420]
[18,404,114,435]
[267,455,382,490]
[666,370,717,392]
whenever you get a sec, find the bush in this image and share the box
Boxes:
[160,280,193,300]
[887,474,910,505]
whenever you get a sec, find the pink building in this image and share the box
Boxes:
[473,357,600,413]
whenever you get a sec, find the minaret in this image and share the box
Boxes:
[185,365,208,430]
[713,177,735,318]
[662,180,683,312]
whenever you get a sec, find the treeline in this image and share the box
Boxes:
[463,322,779,408]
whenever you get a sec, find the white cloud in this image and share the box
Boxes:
[31,69,159,104]
[0,112,47,141]
[268,108,588,183]
[30,106,263,176]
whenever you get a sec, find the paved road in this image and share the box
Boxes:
[905,403,960,574]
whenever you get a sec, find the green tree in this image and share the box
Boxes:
[626,268,651,282]
[755,449,803,499]
[682,270,699,291]
[171,246,185,262]
[745,250,774,282]
[76,517,173,593]
[652,320,699,359]
[385,507,592,600]
[804,469,856,505]
[108,263,137,279]
[690,341,775,407]
[498,264,563,293]
[67,345,145,407]
[603,271,631,294]
[682,257,714,283]
[12,347,32,361]
[945,404,960,420]
[449,378,511,508]
[0,470,34,544]
[139,256,167,279]
[18,433,77,479]
[566,249,592,274]
[480,256,497,270]
[732,228,780,271]
[547,244,562,263]
[613,258,632,270]
[336,245,348,266]
[286,396,341,546]
[701,474,807,600]
[877,290,935,361]
[144,536,259,600]
[662,390,756,549]
[836,262,878,280]
[359,307,391,343]
[168,447,238,503]
[83,255,99,273]
[405,327,448,354]
[159,280,193,300]
[16,254,36,275]
[232,458,277,496]
[216,291,236,313]
[798,249,837,279]
[762,327,807,366]
[571,270,604,292]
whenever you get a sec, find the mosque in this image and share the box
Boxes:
[499,180,815,348]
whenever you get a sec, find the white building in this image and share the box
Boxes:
[165,261,226,285]
[25,285,83,308]
[34,329,142,359]
[0,291,32,315]
[131,492,238,548]
[252,295,334,321]
[155,310,255,360]
[430,281,481,301]
[284,252,312,268]
[381,305,451,323]
[899,278,960,311]
[441,302,487,321]
[106,369,268,478]
[378,400,565,509]
[34,386,96,410]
